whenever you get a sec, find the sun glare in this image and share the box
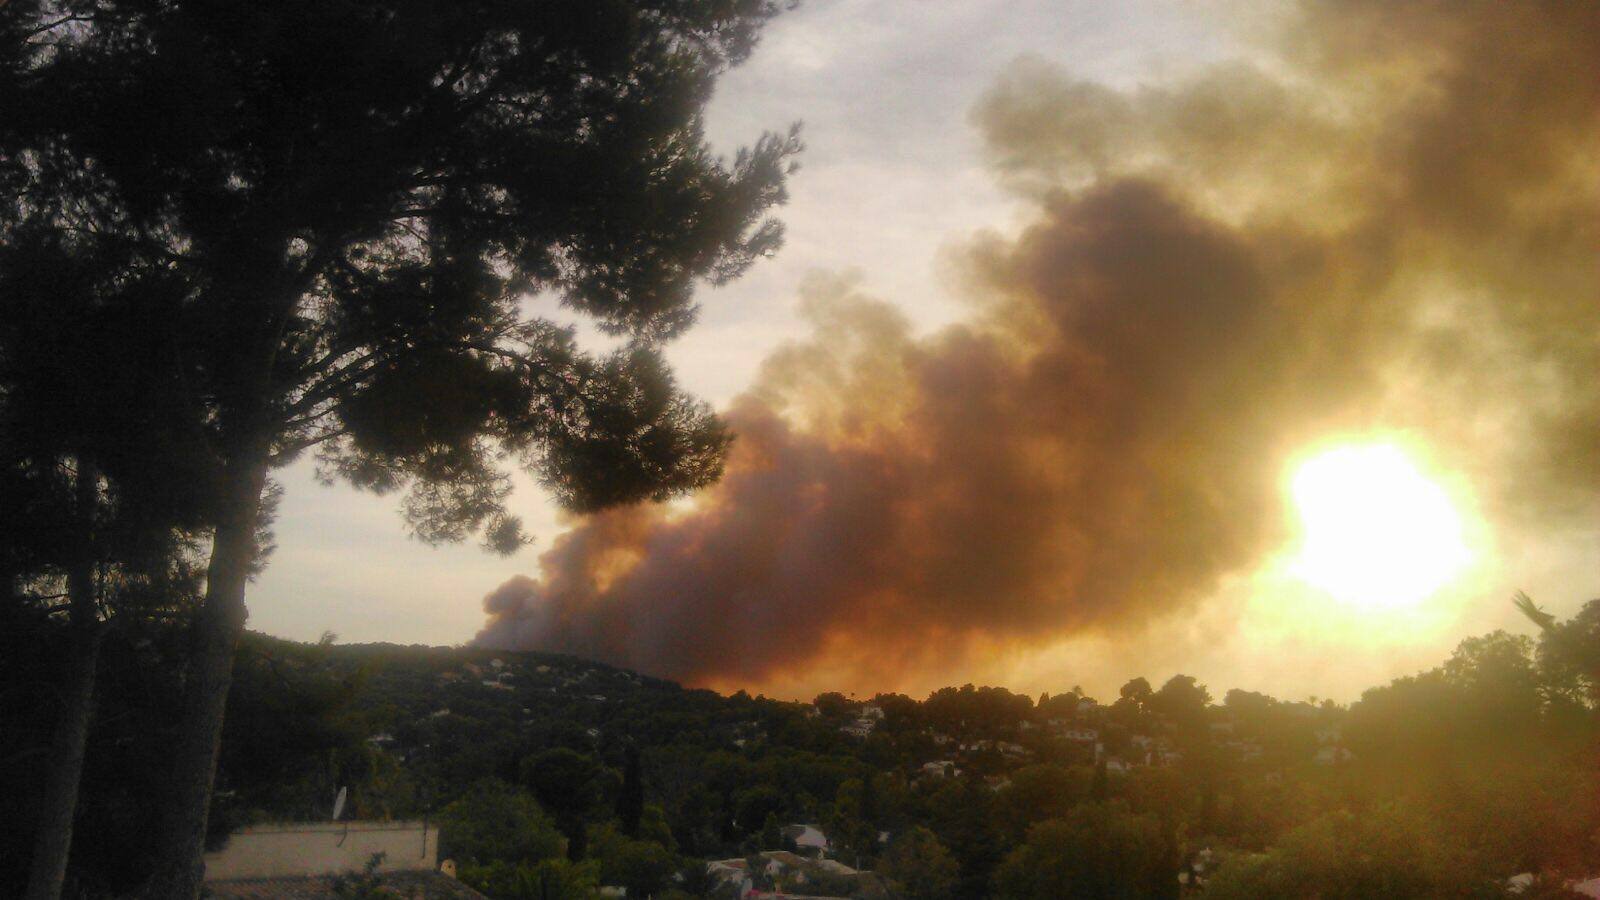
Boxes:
[1287,442,1472,611]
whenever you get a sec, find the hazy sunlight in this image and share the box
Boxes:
[1288,442,1472,612]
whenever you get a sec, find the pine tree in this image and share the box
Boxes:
[617,743,644,839]
[2,3,799,895]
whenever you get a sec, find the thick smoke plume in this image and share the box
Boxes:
[479,2,1599,695]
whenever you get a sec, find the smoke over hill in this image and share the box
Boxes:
[478,2,1600,695]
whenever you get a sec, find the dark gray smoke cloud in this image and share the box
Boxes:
[478,1,1600,694]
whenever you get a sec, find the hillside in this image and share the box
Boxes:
[203,613,1599,899]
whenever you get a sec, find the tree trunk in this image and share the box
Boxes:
[23,459,103,900]
[23,619,103,900]
[140,461,266,900]
[23,461,101,896]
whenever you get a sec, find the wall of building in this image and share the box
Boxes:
[203,821,436,880]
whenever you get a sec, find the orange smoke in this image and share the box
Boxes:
[478,1,1600,695]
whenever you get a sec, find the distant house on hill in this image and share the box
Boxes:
[1313,745,1353,765]
[841,717,876,738]
[707,857,751,895]
[782,823,831,855]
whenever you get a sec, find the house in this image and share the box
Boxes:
[1130,734,1154,750]
[1315,726,1342,744]
[1076,698,1098,714]
[750,851,884,898]
[1233,741,1264,762]
[1509,874,1600,898]
[782,824,830,855]
[761,850,810,876]
[707,858,751,895]
[921,760,958,779]
[1105,757,1131,775]
[1313,746,1352,765]
[841,718,876,738]
[708,858,748,879]
[488,658,505,671]
[1062,727,1098,743]
[859,704,885,720]
[813,859,858,877]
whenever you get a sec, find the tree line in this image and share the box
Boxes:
[4,597,1594,898]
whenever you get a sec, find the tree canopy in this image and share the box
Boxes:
[2,1,800,894]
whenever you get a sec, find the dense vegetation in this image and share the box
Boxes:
[3,596,1594,899]
[0,2,798,894]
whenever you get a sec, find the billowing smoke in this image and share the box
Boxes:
[478,2,1599,694]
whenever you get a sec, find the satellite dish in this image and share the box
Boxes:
[332,786,348,821]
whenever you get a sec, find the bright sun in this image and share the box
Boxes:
[1288,442,1472,611]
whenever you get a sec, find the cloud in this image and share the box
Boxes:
[478,1,1600,696]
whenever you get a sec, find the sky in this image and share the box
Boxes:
[252,0,1600,704]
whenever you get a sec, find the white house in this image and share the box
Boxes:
[782,824,831,855]
[1314,746,1353,765]
[841,719,875,738]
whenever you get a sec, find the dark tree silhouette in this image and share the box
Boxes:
[520,748,609,861]
[1,2,799,896]
[617,742,644,839]
[0,232,213,900]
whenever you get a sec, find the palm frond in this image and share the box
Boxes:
[1512,590,1556,631]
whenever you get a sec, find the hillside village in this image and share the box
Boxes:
[5,605,1597,899]
[357,646,1352,789]
[156,625,1599,900]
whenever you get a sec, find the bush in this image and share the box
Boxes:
[439,779,565,867]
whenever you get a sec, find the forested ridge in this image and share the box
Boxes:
[4,598,1595,899]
